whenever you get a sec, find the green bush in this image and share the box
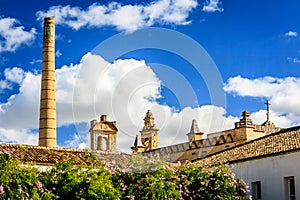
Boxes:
[40,159,120,200]
[0,154,55,200]
[114,168,180,200]
[0,154,119,200]
[177,163,249,200]
[0,153,249,200]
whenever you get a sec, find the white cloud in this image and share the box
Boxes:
[29,59,42,65]
[0,53,238,152]
[0,128,37,145]
[285,31,298,37]
[0,17,36,53]
[0,70,41,130]
[36,0,198,32]
[288,57,300,64]
[149,105,238,147]
[224,75,300,127]
[4,67,25,84]
[0,80,11,91]
[55,49,62,57]
[0,67,25,92]
[1,57,300,152]
[202,0,224,12]
[251,110,295,128]
[293,58,300,63]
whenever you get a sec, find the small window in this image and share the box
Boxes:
[285,177,296,200]
[251,181,261,200]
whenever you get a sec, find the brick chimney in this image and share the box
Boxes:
[38,17,56,147]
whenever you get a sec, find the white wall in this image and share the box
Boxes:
[231,151,300,200]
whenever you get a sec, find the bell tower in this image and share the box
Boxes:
[38,17,56,147]
[140,110,159,151]
[90,115,118,152]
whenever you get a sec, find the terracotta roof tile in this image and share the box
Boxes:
[193,126,300,167]
[0,143,130,167]
[0,144,93,165]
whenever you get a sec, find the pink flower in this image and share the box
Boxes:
[125,195,135,200]
[0,186,4,195]
[17,186,22,193]
[36,181,43,190]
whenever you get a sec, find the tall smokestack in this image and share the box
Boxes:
[39,17,56,147]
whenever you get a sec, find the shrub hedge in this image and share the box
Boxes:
[0,153,249,200]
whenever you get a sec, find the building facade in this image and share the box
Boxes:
[135,109,281,163]
[194,126,300,200]
[233,151,299,200]
[90,115,118,152]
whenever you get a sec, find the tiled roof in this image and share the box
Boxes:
[0,143,129,166]
[0,143,94,165]
[193,126,300,167]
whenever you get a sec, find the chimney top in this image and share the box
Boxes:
[100,115,107,122]
[44,16,55,20]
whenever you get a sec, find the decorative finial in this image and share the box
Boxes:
[143,110,156,129]
[265,100,271,121]
[242,110,250,119]
[190,119,200,134]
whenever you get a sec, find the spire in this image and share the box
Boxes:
[187,119,203,142]
[133,135,144,147]
[131,134,146,153]
[265,100,271,122]
[190,119,200,134]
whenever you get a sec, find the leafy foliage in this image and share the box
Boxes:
[177,164,249,200]
[114,168,180,200]
[0,153,249,200]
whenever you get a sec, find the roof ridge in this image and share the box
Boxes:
[192,125,300,164]
[0,143,89,152]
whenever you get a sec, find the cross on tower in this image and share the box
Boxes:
[265,100,271,121]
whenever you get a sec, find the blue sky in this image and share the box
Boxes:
[0,0,300,152]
